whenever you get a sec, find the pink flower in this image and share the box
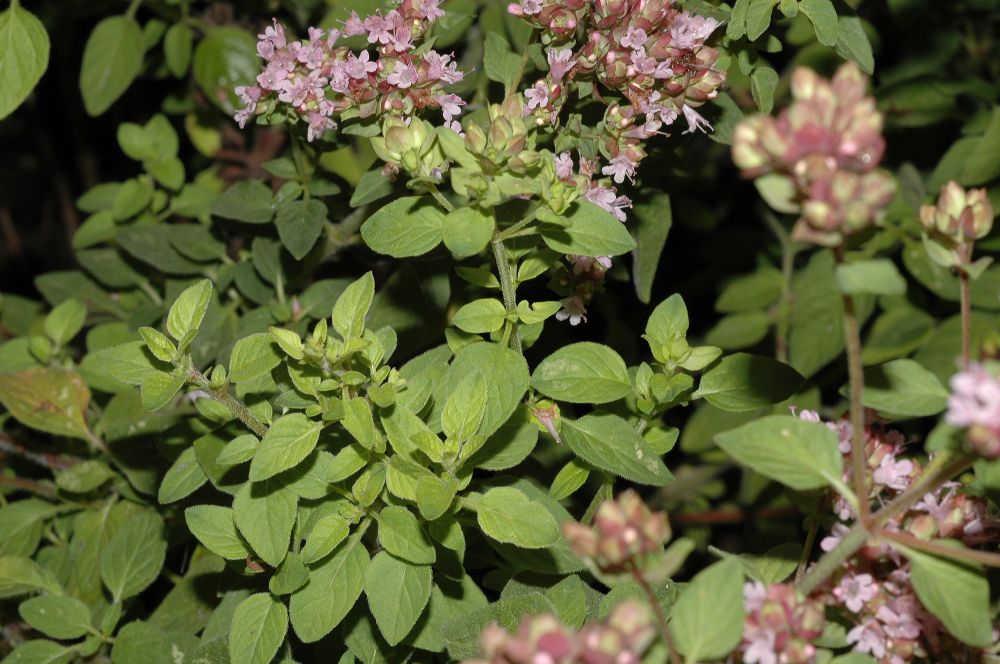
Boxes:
[508,0,543,16]
[556,295,587,326]
[681,104,713,134]
[947,364,1000,430]
[629,48,658,76]
[555,152,574,180]
[387,62,419,88]
[670,12,721,50]
[820,523,849,552]
[585,185,631,222]
[392,26,415,52]
[847,618,887,659]
[415,0,445,21]
[425,51,464,84]
[365,13,395,44]
[525,81,549,109]
[742,626,778,664]
[833,572,877,613]
[437,94,464,122]
[342,12,366,36]
[872,454,914,492]
[345,51,377,79]
[547,48,574,83]
[620,26,648,49]
[602,155,636,184]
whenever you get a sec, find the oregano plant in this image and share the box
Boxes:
[2,0,1000,663]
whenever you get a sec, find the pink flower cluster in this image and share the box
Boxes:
[795,409,997,662]
[509,0,725,179]
[740,582,826,664]
[235,0,465,141]
[947,363,1000,458]
[562,489,669,575]
[468,601,656,664]
[732,64,896,246]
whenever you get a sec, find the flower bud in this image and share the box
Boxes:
[920,180,994,245]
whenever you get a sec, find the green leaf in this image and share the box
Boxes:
[350,169,395,207]
[158,447,207,504]
[0,3,50,121]
[483,32,521,93]
[834,13,875,74]
[442,372,488,444]
[250,414,322,481]
[211,180,275,223]
[301,513,350,564]
[705,311,772,350]
[716,269,783,313]
[378,506,436,565]
[645,293,689,345]
[859,359,949,418]
[442,342,529,439]
[669,560,745,662]
[361,197,445,258]
[364,552,432,646]
[140,369,185,411]
[342,398,379,450]
[0,557,62,599]
[54,459,114,494]
[0,368,92,440]
[184,506,250,560]
[332,272,375,340]
[289,540,369,642]
[959,106,1000,187]
[276,199,328,260]
[18,595,91,640]
[896,543,993,647]
[1,640,74,664]
[45,298,87,346]
[100,511,166,601]
[727,0,750,38]
[540,201,636,257]
[531,342,631,404]
[166,279,213,346]
[694,353,804,412]
[715,415,843,491]
[745,0,777,40]
[799,0,839,46]
[117,226,204,274]
[751,64,779,113]
[192,26,258,115]
[836,259,907,296]
[562,414,674,486]
[163,23,193,77]
[631,193,672,303]
[233,479,297,567]
[79,16,143,116]
[474,487,561,549]
[443,207,495,259]
[451,299,507,334]
[229,593,288,664]
[229,332,281,383]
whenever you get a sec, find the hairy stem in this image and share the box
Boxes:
[631,567,682,664]
[189,371,269,438]
[835,248,871,525]
[959,268,972,369]
[0,476,57,499]
[582,478,614,524]
[491,239,522,353]
[795,516,821,583]
[796,521,868,596]
[427,184,455,213]
[0,433,78,470]
[879,529,1000,567]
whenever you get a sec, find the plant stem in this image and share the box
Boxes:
[495,211,539,242]
[631,568,682,664]
[508,31,537,94]
[834,247,871,525]
[125,0,143,20]
[491,239,522,353]
[959,268,972,369]
[796,521,868,596]
[0,476,57,498]
[427,185,455,213]
[0,433,78,470]
[879,530,1000,567]
[188,370,269,438]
